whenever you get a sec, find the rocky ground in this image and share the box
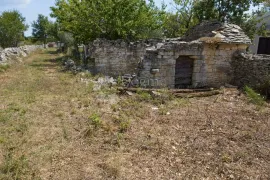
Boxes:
[0,49,269,180]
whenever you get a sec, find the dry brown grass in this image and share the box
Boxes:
[0,49,269,179]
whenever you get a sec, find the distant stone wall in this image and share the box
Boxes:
[0,45,43,64]
[88,39,162,76]
[231,52,270,87]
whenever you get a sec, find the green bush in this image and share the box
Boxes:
[244,86,265,106]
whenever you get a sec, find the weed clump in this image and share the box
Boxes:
[244,86,265,106]
[0,153,29,180]
[136,90,153,102]
[0,64,10,73]
[89,113,102,128]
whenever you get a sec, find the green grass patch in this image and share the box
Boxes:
[89,113,102,129]
[0,153,29,180]
[244,86,266,106]
[0,64,10,73]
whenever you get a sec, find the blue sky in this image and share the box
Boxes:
[0,0,173,37]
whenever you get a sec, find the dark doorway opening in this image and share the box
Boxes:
[175,56,194,89]
[257,37,270,55]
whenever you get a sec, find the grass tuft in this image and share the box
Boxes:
[89,113,102,128]
[0,64,10,73]
[0,153,29,180]
[244,86,265,106]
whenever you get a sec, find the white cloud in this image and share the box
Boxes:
[0,0,31,6]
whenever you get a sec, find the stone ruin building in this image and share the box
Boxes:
[87,21,265,89]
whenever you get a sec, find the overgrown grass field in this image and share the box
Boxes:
[0,49,269,179]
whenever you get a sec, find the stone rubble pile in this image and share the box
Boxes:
[63,58,84,73]
[0,45,43,64]
[79,73,117,91]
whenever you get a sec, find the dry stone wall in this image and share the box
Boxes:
[87,39,250,89]
[0,45,43,64]
[86,21,252,89]
[231,52,270,88]
[202,44,248,87]
[88,39,162,76]
[139,41,204,88]
[139,42,248,88]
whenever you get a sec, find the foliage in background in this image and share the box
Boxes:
[163,0,199,37]
[192,0,267,39]
[50,0,269,42]
[50,0,165,43]
[164,0,268,39]
[58,32,75,48]
[0,10,28,48]
[32,14,59,44]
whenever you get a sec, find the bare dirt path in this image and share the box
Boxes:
[0,49,269,180]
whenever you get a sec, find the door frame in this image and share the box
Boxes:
[175,55,195,89]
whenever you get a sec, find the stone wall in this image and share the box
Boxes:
[138,41,204,88]
[85,21,252,89]
[88,39,161,76]
[138,42,248,89]
[231,52,270,88]
[0,45,43,64]
[87,38,251,89]
[202,44,248,87]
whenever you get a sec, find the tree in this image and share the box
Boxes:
[32,14,57,45]
[163,0,199,37]
[165,0,266,39]
[192,0,266,38]
[47,22,60,41]
[0,10,28,48]
[50,0,164,43]
[193,0,263,23]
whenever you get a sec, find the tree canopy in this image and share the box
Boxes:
[50,0,268,42]
[192,0,266,39]
[162,0,199,38]
[32,14,58,44]
[162,0,267,39]
[50,0,165,43]
[0,10,28,48]
[193,0,263,23]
